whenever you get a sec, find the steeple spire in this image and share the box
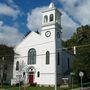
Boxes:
[49,2,55,8]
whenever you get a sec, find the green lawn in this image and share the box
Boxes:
[1,83,90,90]
[0,86,69,90]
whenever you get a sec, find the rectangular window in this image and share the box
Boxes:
[23,72,25,77]
[37,71,40,77]
[57,52,60,65]
[67,58,70,69]
[3,73,7,81]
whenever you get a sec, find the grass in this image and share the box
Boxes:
[0,85,70,90]
[0,83,90,90]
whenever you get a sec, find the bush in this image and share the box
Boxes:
[30,83,37,86]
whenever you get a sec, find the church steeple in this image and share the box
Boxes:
[42,2,62,29]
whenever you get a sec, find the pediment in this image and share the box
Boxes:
[14,31,41,50]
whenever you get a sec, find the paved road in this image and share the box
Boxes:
[72,87,90,90]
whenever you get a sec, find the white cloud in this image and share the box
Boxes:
[7,0,20,9]
[27,7,48,31]
[0,21,4,26]
[61,11,79,40]
[0,22,24,46]
[59,0,90,25]
[0,3,20,19]
[27,6,78,40]
[7,0,14,4]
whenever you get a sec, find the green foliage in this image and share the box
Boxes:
[0,44,14,86]
[63,25,90,82]
[62,33,77,47]
[0,44,14,60]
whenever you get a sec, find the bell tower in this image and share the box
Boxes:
[41,3,63,84]
[42,2,62,29]
[41,2,62,47]
[40,2,63,86]
[42,3,62,38]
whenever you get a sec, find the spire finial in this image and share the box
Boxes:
[49,1,55,8]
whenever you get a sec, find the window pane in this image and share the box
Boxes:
[46,51,50,64]
[44,15,48,23]
[57,32,60,38]
[28,48,36,64]
[23,72,25,77]
[57,52,60,65]
[16,61,19,70]
[37,71,40,77]
[50,14,53,21]
[67,58,70,69]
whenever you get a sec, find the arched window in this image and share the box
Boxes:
[46,51,50,64]
[50,14,54,22]
[44,15,48,23]
[16,61,19,70]
[28,48,36,64]
[37,71,40,77]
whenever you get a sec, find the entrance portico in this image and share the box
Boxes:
[23,66,36,84]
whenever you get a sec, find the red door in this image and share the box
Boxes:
[29,72,34,84]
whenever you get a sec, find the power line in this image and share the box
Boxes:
[0,47,63,57]
[75,44,90,48]
[0,44,90,56]
[0,52,56,58]
[0,40,55,51]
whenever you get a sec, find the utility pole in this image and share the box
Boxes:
[55,48,57,90]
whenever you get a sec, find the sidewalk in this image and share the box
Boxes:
[72,87,90,90]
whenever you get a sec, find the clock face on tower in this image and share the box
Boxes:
[45,31,51,37]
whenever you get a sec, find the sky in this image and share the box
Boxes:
[0,0,90,46]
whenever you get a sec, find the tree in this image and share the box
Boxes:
[0,44,14,86]
[63,25,90,82]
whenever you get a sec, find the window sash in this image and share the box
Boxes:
[46,51,50,64]
[28,48,36,64]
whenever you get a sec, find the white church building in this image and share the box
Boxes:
[11,3,74,86]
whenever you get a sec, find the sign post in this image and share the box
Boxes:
[70,72,75,90]
[79,71,84,90]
